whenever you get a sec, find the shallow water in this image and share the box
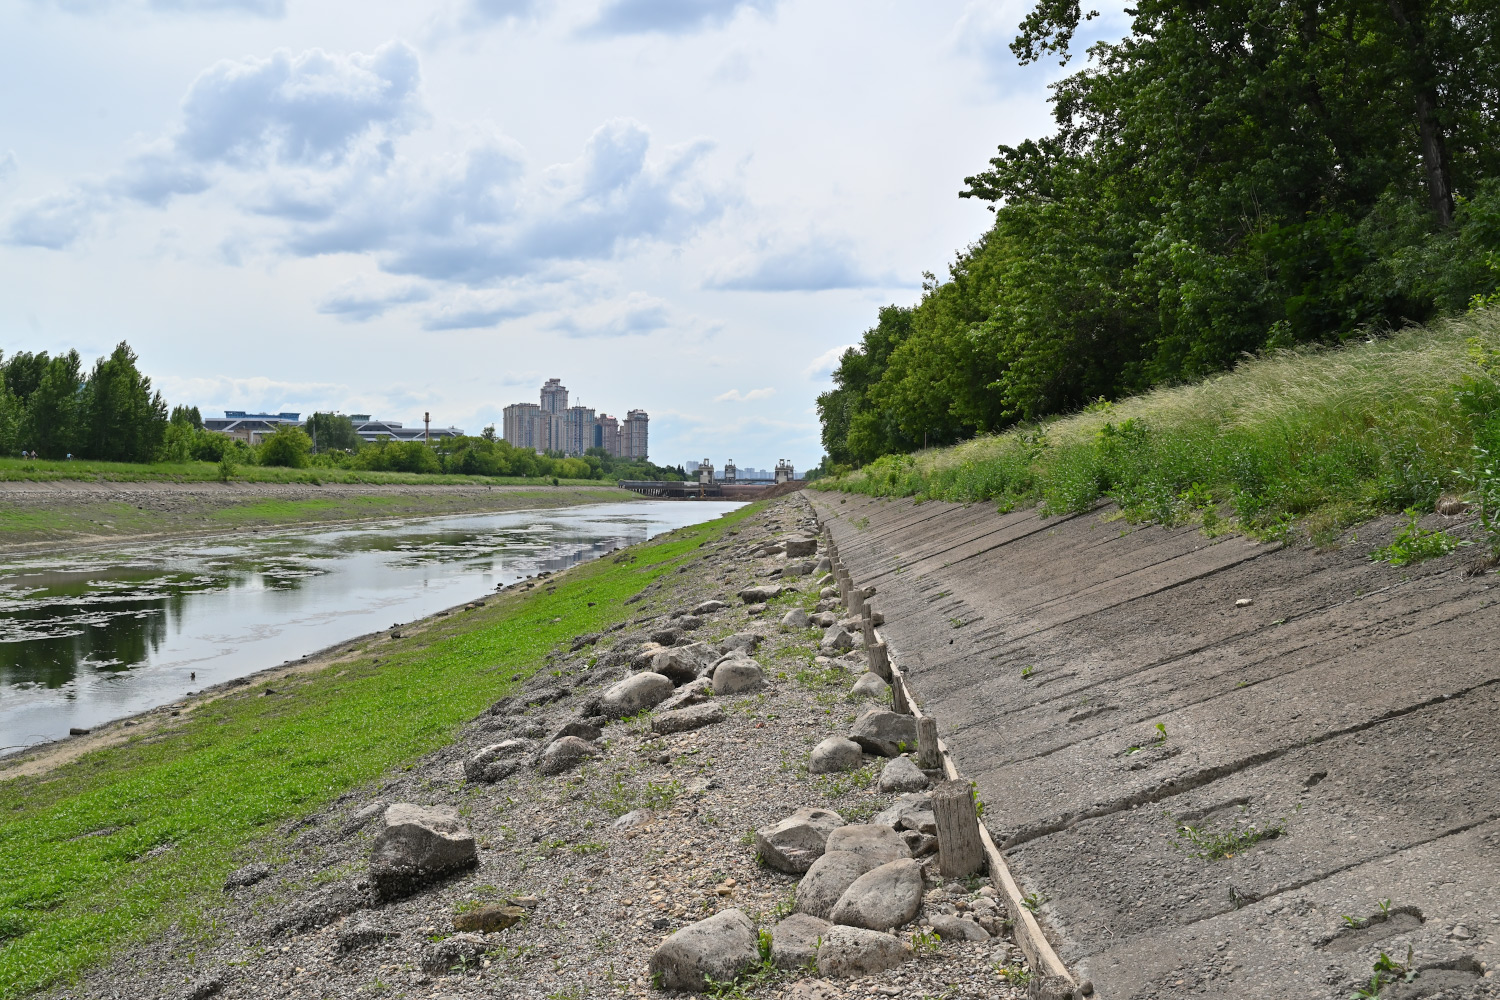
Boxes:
[0,501,738,752]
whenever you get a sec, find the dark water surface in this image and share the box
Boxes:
[0,501,737,752]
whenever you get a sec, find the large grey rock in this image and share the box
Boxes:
[657,677,713,712]
[819,627,854,654]
[811,611,838,627]
[770,913,831,970]
[849,673,889,702]
[808,736,864,774]
[849,709,919,757]
[538,736,600,775]
[782,560,816,578]
[780,608,812,628]
[785,537,818,557]
[928,913,990,941]
[600,672,674,718]
[716,632,764,656]
[815,557,832,573]
[650,627,683,646]
[692,599,729,615]
[369,804,478,902]
[652,702,726,735]
[737,585,784,604]
[648,908,759,992]
[713,658,765,695]
[878,756,929,793]
[549,720,601,743]
[653,643,717,685]
[829,859,924,930]
[816,925,911,978]
[824,824,910,866]
[463,738,538,783]
[755,807,845,874]
[631,642,667,670]
[872,793,934,831]
[795,851,877,919]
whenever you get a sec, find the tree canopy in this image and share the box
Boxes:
[820,0,1500,468]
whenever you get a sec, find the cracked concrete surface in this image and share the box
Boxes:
[811,493,1500,999]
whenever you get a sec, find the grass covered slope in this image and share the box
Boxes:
[0,503,753,999]
[820,309,1500,546]
[0,455,605,486]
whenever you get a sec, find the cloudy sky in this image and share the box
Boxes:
[0,0,1094,472]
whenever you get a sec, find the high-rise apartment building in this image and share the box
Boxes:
[502,379,648,460]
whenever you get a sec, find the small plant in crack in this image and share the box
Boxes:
[1372,508,1465,566]
[1166,807,1285,860]
[1125,722,1168,755]
[1019,891,1047,913]
[1020,665,1035,680]
[1350,945,1417,998]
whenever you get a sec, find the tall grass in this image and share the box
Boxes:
[819,309,1500,544]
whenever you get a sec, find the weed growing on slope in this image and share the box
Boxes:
[1372,509,1465,565]
[1167,809,1286,860]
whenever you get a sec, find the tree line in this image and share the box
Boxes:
[0,342,686,481]
[819,0,1500,468]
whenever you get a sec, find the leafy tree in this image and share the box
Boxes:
[257,424,312,468]
[79,342,168,462]
[169,405,202,430]
[304,412,362,454]
[23,351,84,459]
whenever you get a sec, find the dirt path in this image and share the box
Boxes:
[812,492,1500,999]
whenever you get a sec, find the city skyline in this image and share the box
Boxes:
[502,377,648,460]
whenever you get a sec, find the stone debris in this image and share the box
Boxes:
[829,859,924,930]
[452,903,526,933]
[419,931,487,974]
[849,709,919,757]
[537,736,600,775]
[712,658,766,695]
[849,672,890,701]
[877,756,930,793]
[647,908,759,992]
[600,671,674,717]
[809,736,865,774]
[796,850,878,920]
[369,804,478,902]
[781,607,812,628]
[816,925,912,978]
[825,824,912,866]
[462,738,537,783]
[769,912,832,969]
[755,807,846,874]
[651,701,726,734]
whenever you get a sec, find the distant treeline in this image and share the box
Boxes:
[819,0,1500,468]
[0,343,685,481]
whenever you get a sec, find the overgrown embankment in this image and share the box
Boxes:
[0,481,636,551]
[821,311,1500,547]
[0,504,751,998]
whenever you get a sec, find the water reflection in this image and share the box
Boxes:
[0,501,735,751]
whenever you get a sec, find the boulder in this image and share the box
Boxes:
[782,561,816,578]
[652,644,717,685]
[713,658,766,695]
[716,632,764,656]
[824,824,911,866]
[420,932,488,974]
[818,586,839,600]
[902,830,939,857]
[737,585,784,604]
[808,736,864,774]
[849,673,889,702]
[829,859,924,930]
[816,925,911,978]
[462,739,539,783]
[650,627,683,646]
[612,809,653,829]
[928,913,989,942]
[631,642,667,670]
[453,904,526,933]
[652,702,726,735]
[648,908,759,992]
[785,537,818,557]
[676,615,705,630]
[819,627,855,654]
[657,677,713,712]
[600,672,674,718]
[538,736,600,775]
[692,599,729,615]
[549,720,602,743]
[755,807,845,874]
[370,804,478,902]
[872,793,934,831]
[849,709,919,757]
[780,608,812,628]
[878,756,929,793]
[770,913,831,970]
[811,611,838,627]
[795,850,877,919]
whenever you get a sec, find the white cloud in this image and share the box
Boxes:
[804,343,855,378]
[420,288,541,330]
[581,0,778,37]
[705,232,891,291]
[34,0,286,16]
[714,386,775,402]
[318,280,432,322]
[0,151,17,183]
[156,374,351,412]
[552,291,673,339]
[4,190,107,249]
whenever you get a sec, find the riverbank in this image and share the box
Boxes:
[4,495,1030,1000]
[0,481,639,552]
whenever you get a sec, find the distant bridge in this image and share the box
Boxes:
[617,481,804,500]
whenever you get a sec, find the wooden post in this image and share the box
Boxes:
[892,673,910,714]
[917,717,941,770]
[932,779,986,878]
[867,641,891,681]
[849,585,865,615]
[860,610,875,647]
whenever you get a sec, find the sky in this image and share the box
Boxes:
[0,0,1095,473]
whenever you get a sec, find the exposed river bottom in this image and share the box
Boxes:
[0,500,736,752]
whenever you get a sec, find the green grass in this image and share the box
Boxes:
[0,455,607,487]
[0,501,759,998]
[818,308,1500,546]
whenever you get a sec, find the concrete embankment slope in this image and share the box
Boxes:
[810,492,1500,999]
